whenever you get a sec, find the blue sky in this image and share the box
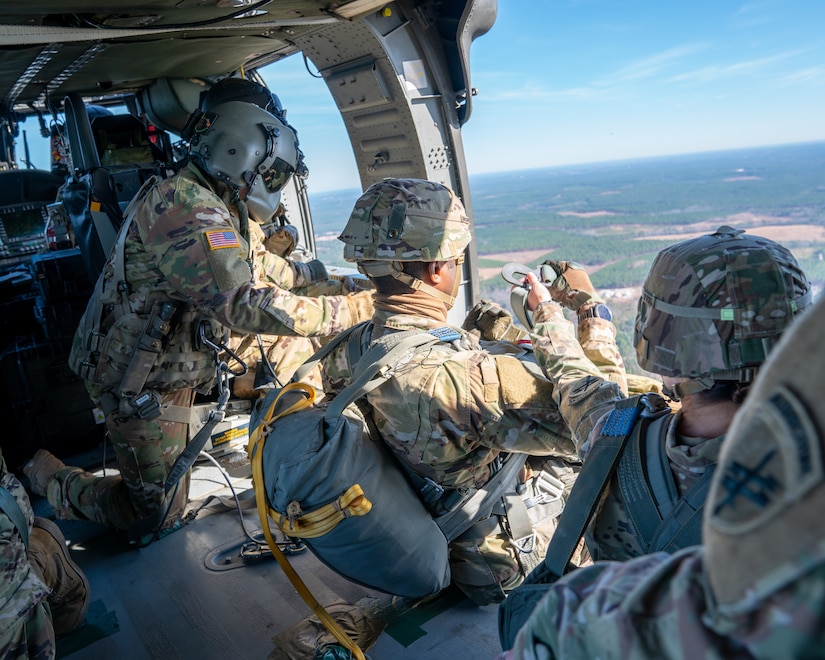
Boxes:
[20,0,825,193]
[259,0,825,191]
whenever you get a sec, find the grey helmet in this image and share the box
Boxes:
[188,100,299,223]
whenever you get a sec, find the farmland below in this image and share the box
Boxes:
[308,141,825,373]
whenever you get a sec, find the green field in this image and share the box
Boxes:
[308,141,825,372]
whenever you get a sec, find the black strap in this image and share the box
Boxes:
[539,397,644,580]
[646,414,679,520]
[616,414,672,546]
[649,464,715,552]
[0,486,29,549]
[618,412,715,554]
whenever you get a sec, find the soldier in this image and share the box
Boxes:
[24,78,373,541]
[499,227,812,647]
[1,447,89,658]
[501,275,825,659]
[320,178,626,605]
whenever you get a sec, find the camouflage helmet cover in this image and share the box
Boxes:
[339,178,471,263]
[634,226,811,380]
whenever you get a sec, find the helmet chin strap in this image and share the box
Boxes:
[665,367,759,401]
[358,261,457,308]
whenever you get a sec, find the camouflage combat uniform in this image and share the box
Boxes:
[224,218,348,390]
[320,305,628,603]
[526,228,811,562]
[322,177,637,604]
[505,283,825,660]
[55,163,370,532]
[0,448,54,659]
[529,302,718,561]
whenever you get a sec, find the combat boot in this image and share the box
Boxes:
[23,449,65,497]
[28,517,91,635]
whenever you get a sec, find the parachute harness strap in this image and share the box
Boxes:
[247,382,366,660]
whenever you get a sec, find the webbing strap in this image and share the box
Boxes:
[504,486,542,574]
[435,453,527,541]
[269,484,371,538]
[0,486,28,549]
[291,321,367,383]
[649,466,715,552]
[616,414,672,545]
[540,396,646,580]
[509,286,533,331]
[324,330,442,420]
[645,414,679,519]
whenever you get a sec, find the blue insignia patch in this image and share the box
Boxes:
[429,327,461,342]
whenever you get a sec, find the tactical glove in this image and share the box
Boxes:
[462,300,528,343]
[542,260,604,311]
[263,225,298,257]
[305,259,329,283]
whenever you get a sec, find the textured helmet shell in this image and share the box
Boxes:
[634,226,811,379]
[189,100,298,223]
[339,178,471,262]
[199,77,285,118]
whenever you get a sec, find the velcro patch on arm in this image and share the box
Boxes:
[494,354,555,408]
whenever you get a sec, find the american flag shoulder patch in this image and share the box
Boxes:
[205,229,241,250]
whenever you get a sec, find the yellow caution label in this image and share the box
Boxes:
[212,424,249,447]
[90,200,102,212]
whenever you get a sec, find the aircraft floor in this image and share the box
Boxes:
[48,460,503,659]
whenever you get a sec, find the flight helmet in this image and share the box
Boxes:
[338,178,472,306]
[188,99,299,223]
[197,77,286,119]
[634,225,811,396]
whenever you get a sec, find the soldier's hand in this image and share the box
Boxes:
[463,300,528,342]
[305,259,329,283]
[541,260,604,311]
[524,273,553,312]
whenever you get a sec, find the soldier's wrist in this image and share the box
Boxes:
[533,299,561,319]
[577,302,613,322]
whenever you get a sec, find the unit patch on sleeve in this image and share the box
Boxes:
[205,229,241,250]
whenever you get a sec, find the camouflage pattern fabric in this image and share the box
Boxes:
[503,293,825,660]
[704,282,825,612]
[322,309,577,490]
[127,164,362,338]
[225,224,347,391]
[635,226,811,379]
[46,388,194,531]
[339,178,471,263]
[503,548,825,659]
[529,302,721,562]
[0,449,54,659]
[319,303,624,604]
[60,163,366,531]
